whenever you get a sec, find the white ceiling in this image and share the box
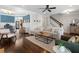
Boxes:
[0,5,79,15]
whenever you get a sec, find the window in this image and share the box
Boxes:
[23,15,30,22]
[1,15,15,23]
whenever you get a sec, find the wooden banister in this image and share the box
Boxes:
[50,16,63,27]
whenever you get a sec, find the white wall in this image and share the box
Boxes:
[29,12,42,31]
[52,14,79,33]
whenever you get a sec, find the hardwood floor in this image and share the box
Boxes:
[3,38,26,53]
[0,33,49,53]
[0,48,4,53]
[2,37,45,53]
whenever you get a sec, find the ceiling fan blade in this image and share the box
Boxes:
[48,9,51,12]
[49,7,56,9]
[42,9,47,12]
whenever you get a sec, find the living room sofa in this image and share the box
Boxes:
[55,39,79,53]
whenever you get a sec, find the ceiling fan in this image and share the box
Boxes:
[40,5,56,12]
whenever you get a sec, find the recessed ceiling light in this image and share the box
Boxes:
[62,9,74,14]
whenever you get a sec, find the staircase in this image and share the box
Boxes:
[50,16,63,27]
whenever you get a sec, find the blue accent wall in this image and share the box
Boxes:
[1,15,15,23]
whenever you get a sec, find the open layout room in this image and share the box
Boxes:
[0,5,79,53]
